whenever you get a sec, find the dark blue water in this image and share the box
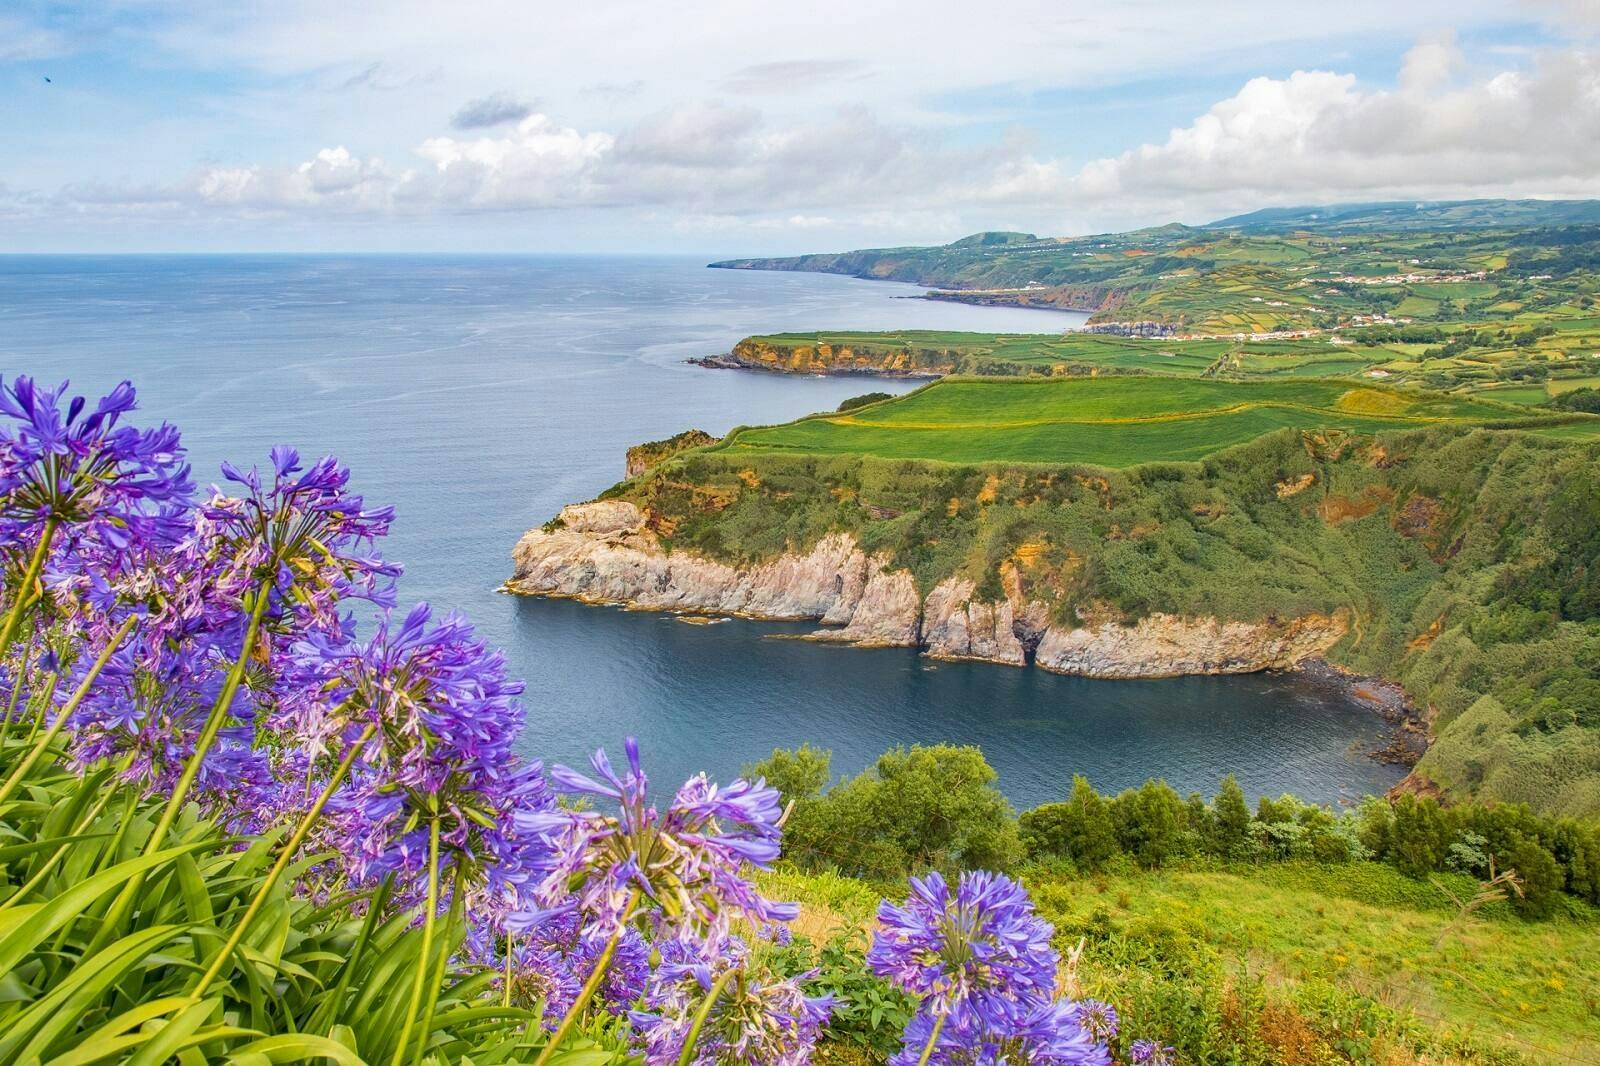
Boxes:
[0,255,1403,809]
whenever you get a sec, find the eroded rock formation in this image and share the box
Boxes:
[510,502,1349,677]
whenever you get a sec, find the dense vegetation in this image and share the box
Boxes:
[748,745,1600,916]
[605,416,1600,816]
[753,743,1600,1064]
[1,375,1150,1065]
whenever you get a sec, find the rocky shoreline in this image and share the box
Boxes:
[687,352,940,378]
[508,501,1353,680]
[1296,659,1430,768]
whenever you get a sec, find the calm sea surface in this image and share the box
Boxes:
[0,254,1403,808]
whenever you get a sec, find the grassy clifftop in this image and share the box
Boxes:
[599,378,1600,816]
[720,318,1600,399]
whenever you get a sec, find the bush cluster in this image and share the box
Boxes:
[755,745,1600,918]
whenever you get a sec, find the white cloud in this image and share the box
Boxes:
[1063,39,1600,217]
[194,147,400,210]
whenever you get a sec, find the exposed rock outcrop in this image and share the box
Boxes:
[510,502,1349,677]
[623,429,718,478]
[694,338,950,377]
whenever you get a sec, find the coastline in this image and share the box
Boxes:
[504,509,1425,774]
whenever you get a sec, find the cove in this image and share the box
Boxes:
[1,253,1404,806]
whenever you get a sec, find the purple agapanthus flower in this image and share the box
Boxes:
[0,376,193,556]
[198,446,398,635]
[872,871,1112,1066]
[632,931,830,1066]
[1076,999,1118,1043]
[483,907,650,1021]
[289,602,553,897]
[1128,1040,1175,1066]
[868,871,1058,1031]
[516,737,797,934]
[67,636,269,816]
[889,1000,1108,1066]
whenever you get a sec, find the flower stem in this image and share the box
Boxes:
[503,928,515,1009]
[0,614,136,806]
[190,723,376,1000]
[143,581,270,854]
[676,967,737,1066]
[15,671,58,750]
[86,585,271,959]
[916,1009,948,1066]
[0,517,58,658]
[0,643,34,751]
[391,816,442,1066]
[532,889,643,1066]
[413,860,465,1066]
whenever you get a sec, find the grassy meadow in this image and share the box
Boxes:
[772,861,1600,1065]
[714,377,1563,467]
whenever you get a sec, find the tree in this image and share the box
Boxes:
[871,745,1020,873]
[1209,774,1253,861]
[755,744,1021,877]
[1111,780,1189,868]
[746,744,831,802]
[1389,795,1452,878]
[1019,775,1117,870]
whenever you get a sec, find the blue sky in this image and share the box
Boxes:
[3,1,1598,253]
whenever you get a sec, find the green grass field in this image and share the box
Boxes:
[773,862,1600,1065]
[715,377,1556,467]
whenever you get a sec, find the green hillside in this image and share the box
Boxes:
[710,200,1600,336]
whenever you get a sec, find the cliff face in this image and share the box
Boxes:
[510,502,1349,677]
[707,338,952,377]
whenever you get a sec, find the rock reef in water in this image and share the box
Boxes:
[509,501,1349,678]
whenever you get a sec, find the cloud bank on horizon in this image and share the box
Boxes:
[2,0,1599,251]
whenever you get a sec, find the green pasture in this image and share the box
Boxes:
[716,377,1549,467]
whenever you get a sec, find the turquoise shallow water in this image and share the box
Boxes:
[0,254,1404,809]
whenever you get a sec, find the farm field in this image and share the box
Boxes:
[714,377,1564,467]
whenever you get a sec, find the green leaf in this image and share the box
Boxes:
[0,923,190,1063]
[222,1033,369,1065]
[0,842,211,976]
[122,998,220,1066]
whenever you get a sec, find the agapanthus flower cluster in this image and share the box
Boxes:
[286,602,553,897]
[869,871,1109,1066]
[197,445,399,635]
[486,907,650,1019]
[1128,1040,1175,1066]
[0,375,193,554]
[631,930,831,1066]
[518,737,797,933]
[67,638,270,811]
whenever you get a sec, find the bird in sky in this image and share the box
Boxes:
[43,76,51,83]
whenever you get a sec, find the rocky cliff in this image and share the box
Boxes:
[624,429,718,478]
[509,501,1350,677]
[697,338,951,377]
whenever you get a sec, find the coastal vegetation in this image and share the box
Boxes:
[755,743,1600,1063]
[0,376,1135,1064]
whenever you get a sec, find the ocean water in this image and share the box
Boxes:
[0,254,1404,809]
